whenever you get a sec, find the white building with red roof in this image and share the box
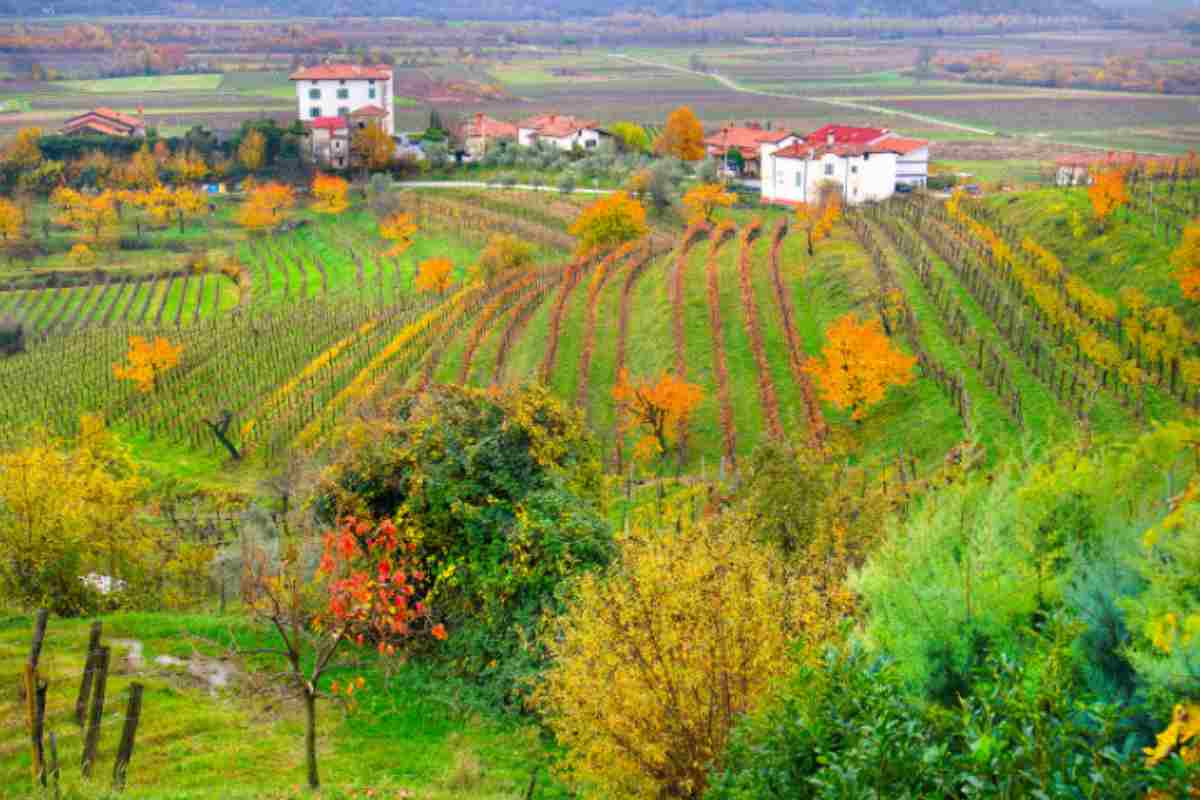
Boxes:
[703,124,797,177]
[460,113,519,158]
[517,114,609,151]
[760,124,931,206]
[291,64,394,167]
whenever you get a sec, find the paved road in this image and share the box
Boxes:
[396,180,615,194]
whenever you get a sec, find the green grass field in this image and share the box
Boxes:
[0,612,565,800]
[60,74,225,93]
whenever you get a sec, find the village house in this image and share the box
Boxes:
[517,114,609,150]
[61,107,146,138]
[759,124,931,206]
[702,123,792,177]
[459,113,519,158]
[291,64,394,167]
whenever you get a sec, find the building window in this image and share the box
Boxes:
[585,139,596,148]
[338,107,350,117]
[824,162,834,176]
[310,107,320,118]
[308,88,321,100]
[850,165,858,175]
[368,87,377,99]
[795,172,803,187]
[337,88,349,100]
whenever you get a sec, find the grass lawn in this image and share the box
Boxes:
[60,74,225,93]
[0,612,566,800]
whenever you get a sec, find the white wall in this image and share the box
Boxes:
[518,127,605,151]
[295,77,394,135]
[761,151,897,206]
[896,146,930,187]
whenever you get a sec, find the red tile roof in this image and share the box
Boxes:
[879,136,928,156]
[305,117,350,131]
[62,107,145,137]
[349,104,388,117]
[462,114,518,139]
[772,141,903,160]
[703,126,792,159]
[290,64,392,81]
[806,124,890,145]
[519,114,601,138]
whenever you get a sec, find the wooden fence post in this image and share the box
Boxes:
[47,731,61,800]
[81,645,110,777]
[112,682,144,791]
[76,621,103,727]
[23,661,46,785]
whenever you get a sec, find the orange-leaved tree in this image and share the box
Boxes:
[380,211,417,257]
[1173,221,1200,301]
[247,516,442,789]
[415,257,454,293]
[0,197,24,242]
[613,369,703,463]
[682,183,735,225]
[475,232,534,282]
[805,313,915,421]
[311,173,350,214]
[796,186,842,256]
[113,335,184,393]
[655,105,705,161]
[352,122,394,173]
[568,191,648,255]
[238,129,266,173]
[1088,169,1128,230]
[235,181,295,232]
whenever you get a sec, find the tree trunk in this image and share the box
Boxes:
[304,689,319,789]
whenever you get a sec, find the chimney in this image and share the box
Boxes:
[826,132,834,146]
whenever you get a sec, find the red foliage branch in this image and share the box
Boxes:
[612,240,658,472]
[735,219,783,441]
[539,252,595,384]
[575,240,640,416]
[706,221,739,470]
[769,219,827,447]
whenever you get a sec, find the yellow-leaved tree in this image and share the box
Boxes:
[0,197,25,242]
[796,185,842,256]
[0,416,154,614]
[806,312,916,420]
[113,335,183,392]
[51,187,119,245]
[380,211,418,257]
[568,191,648,255]
[352,122,395,173]
[311,173,350,214]
[4,126,43,170]
[682,183,735,225]
[238,129,267,173]
[537,511,847,800]
[415,257,454,293]
[612,369,702,463]
[654,105,705,161]
[235,181,295,232]
[474,232,534,282]
[1172,221,1200,301]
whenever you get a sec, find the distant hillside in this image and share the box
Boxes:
[2,0,1107,21]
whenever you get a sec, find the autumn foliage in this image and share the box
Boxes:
[237,129,266,173]
[414,257,454,293]
[113,335,183,393]
[1173,222,1200,301]
[379,211,418,257]
[1088,169,1128,228]
[235,181,295,231]
[806,313,916,420]
[613,369,703,463]
[0,197,24,241]
[796,192,841,256]
[568,192,648,255]
[52,187,118,244]
[654,105,705,161]
[311,173,350,214]
[352,122,395,172]
[682,182,735,224]
[475,232,535,282]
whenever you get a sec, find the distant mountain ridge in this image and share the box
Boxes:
[1,0,1108,20]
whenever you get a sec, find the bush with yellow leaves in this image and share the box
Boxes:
[537,511,849,800]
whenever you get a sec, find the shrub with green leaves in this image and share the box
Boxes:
[315,383,612,703]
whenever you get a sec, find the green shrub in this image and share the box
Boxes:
[315,384,612,704]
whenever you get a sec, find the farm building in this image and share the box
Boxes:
[291,64,395,137]
[517,114,610,150]
[460,113,519,158]
[759,124,931,206]
[760,140,901,206]
[60,107,146,138]
[303,116,352,169]
[1054,151,1148,186]
[703,124,795,177]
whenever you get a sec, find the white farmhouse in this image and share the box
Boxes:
[760,141,900,206]
[517,114,609,151]
[291,65,395,168]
